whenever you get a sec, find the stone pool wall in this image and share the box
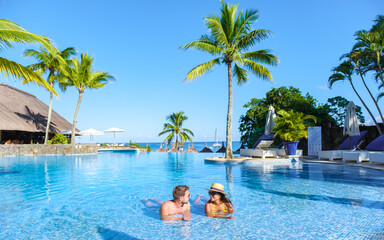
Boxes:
[0,144,98,156]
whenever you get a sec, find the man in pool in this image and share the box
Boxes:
[159,185,192,221]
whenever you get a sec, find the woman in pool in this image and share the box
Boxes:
[204,183,234,219]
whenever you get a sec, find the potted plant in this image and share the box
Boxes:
[272,110,317,155]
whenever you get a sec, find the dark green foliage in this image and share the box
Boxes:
[48,133,69,144]
[323,96,365,126]
[239,86,337,148]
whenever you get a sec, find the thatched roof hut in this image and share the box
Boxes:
[216,141,226,153]
[234,142,245,153]
[171,140,184,148]
[184,143,198,153]
[0,83,76,143]
[155,143,166,152]
[168,147,180,152]
[199,142,213,153]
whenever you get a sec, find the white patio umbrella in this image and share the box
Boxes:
[79,128,103,141]
[265,106,276,134]
[343,101,360,148]
[104,127,125,138]
[59,130,81,136]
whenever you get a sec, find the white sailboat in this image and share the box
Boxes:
[212,128,221,148]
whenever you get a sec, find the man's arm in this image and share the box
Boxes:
[159,202,189,221]
[183,202,192,220]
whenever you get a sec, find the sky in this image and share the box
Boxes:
[1,0,384,143]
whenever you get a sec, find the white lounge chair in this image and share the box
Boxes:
[241,133,277,159]
[342,135,384,163]
[318,131,367,161]
[240,140,277,159]
[369,152,384,165]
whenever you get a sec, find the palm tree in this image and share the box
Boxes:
[24,47,76,144]
[0,19,57,94]
[58,53,114,144]
[158,112,194,147]
[348,50,384,126]
[328,60,382,134]
[180,1,278,158]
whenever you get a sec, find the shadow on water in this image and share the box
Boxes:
[0,170,21,174]
[97,227,141,240]
[240,163,384,210]
[261,188,384,210]
[241,162,384,188]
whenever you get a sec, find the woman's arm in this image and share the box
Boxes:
[205,203,234,219]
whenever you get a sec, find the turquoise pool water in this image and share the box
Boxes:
[0,152,383,239]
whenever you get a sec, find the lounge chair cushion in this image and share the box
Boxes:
[339,131,368,150]
[365,134,384,151]
[252,133,274,149]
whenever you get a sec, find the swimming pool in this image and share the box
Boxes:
[0,152,383,239]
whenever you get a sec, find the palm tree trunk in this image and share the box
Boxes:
[176,132,179,149]
[71,90,83,144]
[376,52,384,86]
[349,80,382,135]
[358,68,384,125]
[44,81,54,144]
[225,63,234,159]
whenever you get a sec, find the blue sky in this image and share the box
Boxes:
[2,0,384,143]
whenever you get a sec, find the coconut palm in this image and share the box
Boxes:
[24,47,76,144]
[180,0,278,158]
[158,112,194,147]
[347,50,384,126]
[58,53,114,144]
[329,60,382,134]
[0,19,57,94]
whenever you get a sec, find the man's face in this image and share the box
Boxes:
[180,190,190,205]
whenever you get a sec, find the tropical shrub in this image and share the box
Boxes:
[48,133,69,144]
[272,110,317,142]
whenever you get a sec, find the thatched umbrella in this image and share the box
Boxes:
[184,143,198,153]
[216,141,226,153]
[164,143,169,151]
[234,142,245,153]
[168,147,180,152]
[171,140,184,148]
[199,142,213,153]
[155,143,166,152]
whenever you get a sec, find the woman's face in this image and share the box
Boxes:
[209,191,221,201]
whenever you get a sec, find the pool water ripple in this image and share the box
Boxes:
[0,153,384,239]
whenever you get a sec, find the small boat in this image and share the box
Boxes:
[212,128,221,148]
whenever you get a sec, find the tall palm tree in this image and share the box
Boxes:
[58,53,114,144]
[0,19,57,94]
[348,50,384,126]
[180,0,278,158]
[24,47,76,144]
[328,60,382,134]
[158,112,194,147]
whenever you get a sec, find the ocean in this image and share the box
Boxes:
[116,141,242,152]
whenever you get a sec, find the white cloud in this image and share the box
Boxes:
[315,84,329,90]
[365,115,383,126]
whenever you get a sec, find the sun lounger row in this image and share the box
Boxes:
[319,133,384,164]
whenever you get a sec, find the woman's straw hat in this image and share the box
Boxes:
[205,183,228,195]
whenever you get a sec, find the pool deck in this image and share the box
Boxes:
[205,155,384,171]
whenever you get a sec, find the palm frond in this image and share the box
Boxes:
[233,63,248,85]
[181,128,194,137]
[179,35,222,55]
[242,49,279,66]
[184,58,221,81]
[204,15,228,45]
[236,29,272,50]
[328,73,346,89]
[243,58,273,82]
[0,56,57,96]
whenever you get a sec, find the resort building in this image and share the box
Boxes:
[0,83,75,144]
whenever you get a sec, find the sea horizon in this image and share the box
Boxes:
[99,141,242,152]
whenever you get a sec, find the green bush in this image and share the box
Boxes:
[50,133,69,144]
